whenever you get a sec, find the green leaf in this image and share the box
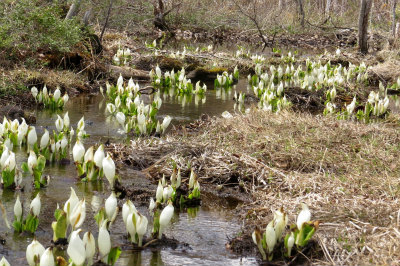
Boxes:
[107,246,121,266]
[21,162,30,173]
[24,214,39,234]
[94,208,106,227]
[13,220,23,233]
[54,212,67,239]
[37,155,46,171]
[2,169,15,188]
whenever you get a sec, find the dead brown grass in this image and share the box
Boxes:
[111,108,400,265]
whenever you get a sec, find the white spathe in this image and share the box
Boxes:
[64,187,79,219]
[94,145,105,168]
[159,201,174,239]
[55,115,64,132]
[105,192,118,222]
[296,203,311,230]
[136,213,148,246]
[67,230,86,266]
[27,126,37,147]
[84,146,94,163]
[14,195,23,221]
[73,140,85,163]
[98,220,111,261]
[63,112,70,129]
[69,199,86,230]
[83,232,96,266]
[39,248,55,266]
[102,153,116,187]
[40,130,50,149]
[26,239,45,266]
[30,193,41,217]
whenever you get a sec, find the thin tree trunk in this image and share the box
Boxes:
[393,0,397,36]
[297,0,305,27]
[326,0,332,14]
[358,0,373,54]
[100,0,113,43]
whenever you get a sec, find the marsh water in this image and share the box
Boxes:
[0,79,257,265]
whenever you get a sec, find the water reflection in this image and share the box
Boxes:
[0,79,257,266]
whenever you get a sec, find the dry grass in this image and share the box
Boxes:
[111,108,400,265]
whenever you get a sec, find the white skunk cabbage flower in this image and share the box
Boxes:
[55,115,64,132]
[102,153,116,187]
[105,192,118,222]
[94,145,105,168]
[156,180,163,203]
[163,185,173,202]
[73,140,85,163]
[296,203,311,230]
[40,247,54,266]
[252,229,266,261]
[287,232,295,257]
[31,87,38,98]
[161,116,172,134]
[27,126,37,147]
[63,112,70,129]
[136,213,148,246]
[98,220,111,261]
[77,117,85,132]
[54,88,61,102]
[83,232,96,266]
[273,208,288,242]
[70,199,86,230]
[149,198,156,213]
[346,97,356,115]
[27,151,37,173]
[63,93,69,105]
[30,193,41,217]
[122,200,137,229]
[26,239,45,266]
[84,146,94,163]
[64,187,79,219]
[4,151,16,171]
[0,147,9,169]
[155,65,162,78]
[67,230,86,266]
[116,112,125,125]
[189,170,196,189]
[0,257,10,266]
[60,136,68,150]
[265,221,276,254]
[40,129,50,149]
[126,212,137,244]
[14,195,23,221]
[159,201,174,239]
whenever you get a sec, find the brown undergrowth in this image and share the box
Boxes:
[110,108,400,265]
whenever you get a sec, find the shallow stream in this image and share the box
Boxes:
[0,79,257,265]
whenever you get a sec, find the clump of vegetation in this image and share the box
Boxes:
[0,0,85,55]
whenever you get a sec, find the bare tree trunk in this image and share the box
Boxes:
[326,0,332,14]
[296,0,305,27]
[393,0,397,36]
[358,0,373,54]
[100,0,113,43]
[65,0,82,20]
